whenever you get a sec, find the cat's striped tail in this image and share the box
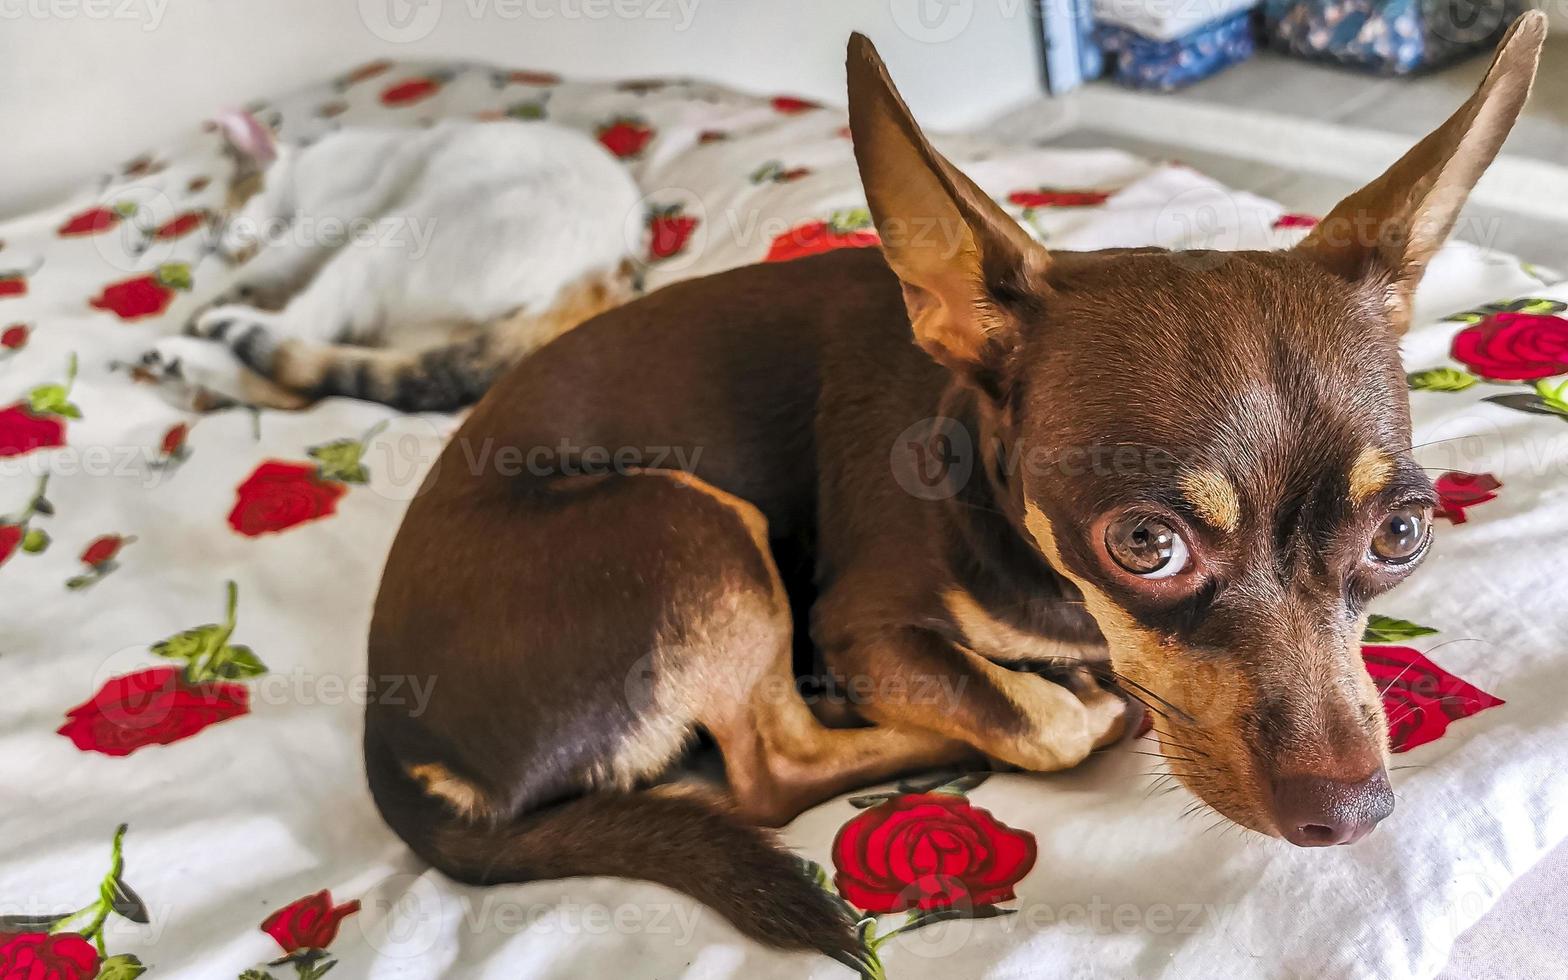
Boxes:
[201,270,631,412]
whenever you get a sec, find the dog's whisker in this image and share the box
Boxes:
[1131,750,1199,763]
[1402,435,1477,453]
[1076,664,1195,725]
[1147,728,1211,758]
[1375,637,1485,697]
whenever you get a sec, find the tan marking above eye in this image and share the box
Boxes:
[1178,469,1241,533]
[1348,447,1395,505]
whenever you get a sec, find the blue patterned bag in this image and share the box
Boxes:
[1095,10,1258,90]
[1262,0,1520,73]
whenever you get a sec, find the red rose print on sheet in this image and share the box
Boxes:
[153,421,193,471]
[1409,299,1568,420]
[1451,311,1568,381]
[66,533,135,590]
[0,354,79,457]
[262,890,361,953]
[1363,645,1504,753]
[504,69,562,86]
[0,932,100,980]
[230,461,347,536]
[750,161,812,184]
[59,665,249,756]
[765,209,880,263]
[772,95,820,114]
[58,202,138,238]
[59,581,268,756]
[154,210,208,241]
[1008,187,1111,209]
[647,204,699,261]
[90,262,192,320]
[229,422,384,536]
[833,791,1036,914]
[0,475,52,568]
[799,772,1026,976]
[0,825,149,977]
[254,889,362,978]
[380,73,448,106]
[2,322,29,355]
[1361,615,1504,752]
[1433,472,1501,524]
[338,59,392,89]
[597,116,654,159]
[1272,213,1319,229]
[0,263,32,300]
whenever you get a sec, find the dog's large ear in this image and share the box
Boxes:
[847,33,1049,398]
[1296,12,1545,332]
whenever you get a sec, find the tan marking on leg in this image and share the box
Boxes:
[845,637,1126,773]
[407,763,492,822]
[635,469,974,825]
[646,467,773,545]
[944,588,1106,664]
[1348,447,1394,504]
[1178,469,1241,532]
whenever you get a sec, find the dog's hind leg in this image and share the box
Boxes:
[647,471,977,826]
[367,466,963,961]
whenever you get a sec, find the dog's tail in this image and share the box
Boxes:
[365,731,865,969]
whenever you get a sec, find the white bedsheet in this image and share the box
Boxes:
[1,59,1565,980]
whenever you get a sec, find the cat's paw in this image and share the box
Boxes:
[187,301,255,339]
[135,336,249,411]
[183,286,253,327]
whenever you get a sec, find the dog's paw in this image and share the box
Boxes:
[1084,682,1143,750]
[1017,661,1140,749]
[1043,664,1141,751]
[134,336,249,411]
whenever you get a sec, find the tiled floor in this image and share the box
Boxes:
[995,41,1568,267]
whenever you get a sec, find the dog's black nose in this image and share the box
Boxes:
[1270,769,1394,846]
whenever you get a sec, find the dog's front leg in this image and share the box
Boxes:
[825,626,1131,772]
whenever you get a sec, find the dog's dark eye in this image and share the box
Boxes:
[1106,515,1189,579]
[1370,506,1430,564]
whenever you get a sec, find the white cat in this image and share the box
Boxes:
[143,109,641,411]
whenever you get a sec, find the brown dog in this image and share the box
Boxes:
[366,16,1546,966]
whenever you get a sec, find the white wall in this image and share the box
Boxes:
[0,0,1044,217]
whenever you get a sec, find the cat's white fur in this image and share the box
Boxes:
[145,112,641,408]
